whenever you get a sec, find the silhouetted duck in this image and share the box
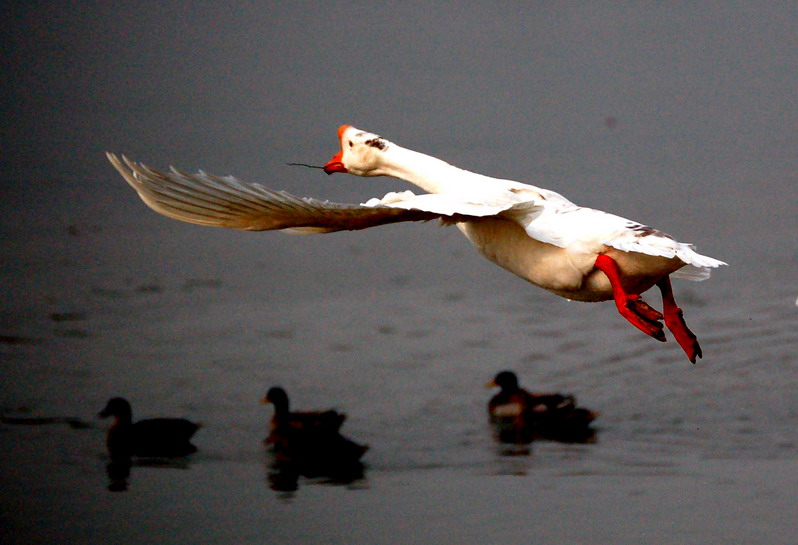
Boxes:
[262,386,368,466]
[262,386,346,443]
[98,397,200,458]
[487,371,597,444]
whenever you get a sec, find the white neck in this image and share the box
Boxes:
[378,144,500,194]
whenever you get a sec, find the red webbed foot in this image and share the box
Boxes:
[594,255,666,342]
[656,276,702,363]
[623,294,666,341]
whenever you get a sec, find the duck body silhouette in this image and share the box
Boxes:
[108,125,725,362]
[263,387,368,469]
[263,386,346,443]
[487,371,597,444]
[98,397,199,458]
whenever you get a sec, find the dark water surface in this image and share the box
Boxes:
[2,178,796,543]
[3,3,798,544]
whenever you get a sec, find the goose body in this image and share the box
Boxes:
[108,125,725,362]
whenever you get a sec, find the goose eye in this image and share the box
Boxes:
[348,141,353,148]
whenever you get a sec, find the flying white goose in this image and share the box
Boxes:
[108,125,726,362]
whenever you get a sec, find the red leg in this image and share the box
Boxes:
[594,255,666,341]
[656,276,702,363]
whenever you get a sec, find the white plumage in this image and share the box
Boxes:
[108,124,725,362]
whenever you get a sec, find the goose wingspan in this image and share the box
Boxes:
[109,121,727,363]
[107,154,506,234]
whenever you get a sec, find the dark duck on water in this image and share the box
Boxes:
[98,397,200,458]
[262,387,368,467]
[487,371,597,444]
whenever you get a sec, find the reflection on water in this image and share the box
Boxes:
[495,442,533,459]
[489,417,598,476]
[265,451,367,495]
[105,457,131,492]
[104,455,194,492]
[0,415,92,429]
[490,418,598,447]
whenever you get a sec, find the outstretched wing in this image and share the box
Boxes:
[107,154,521,234]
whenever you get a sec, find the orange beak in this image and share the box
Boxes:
[323,124,351,175]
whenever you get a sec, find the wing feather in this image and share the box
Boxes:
[107,154,511,233]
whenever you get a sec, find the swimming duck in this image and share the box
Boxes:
[262,387,368,465]
[262,386,346,445]
[98,397,199,458]
[487,371,597,443]
[108,125,725,362]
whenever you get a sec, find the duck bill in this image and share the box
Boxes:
[323,151,347,175]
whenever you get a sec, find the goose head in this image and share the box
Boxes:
[324,125,392,176]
